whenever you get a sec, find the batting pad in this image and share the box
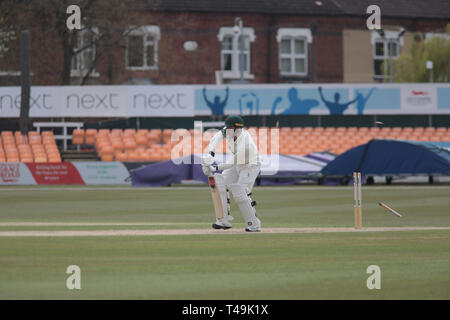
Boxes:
[214,173,231,220]
[230,183,260,228]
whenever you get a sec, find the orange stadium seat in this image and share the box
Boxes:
[436,127,446,133]
[280,127,291,134]
[43,135,56,145]
[148,130,162,145]
[101,154,114,161]
[315,127,325,133]
[98,129,110,136]
[111,138,124,152]
[302,127,313,134]
[124,129,136,137]
[2,134,15,145]
[137,129,149,136]
[29,135,42,145]
[41,130,54,138]
[72,129,85,145]
[115,151,127,162]
[15,132,28,145]
[111,129,123,137]
[368,127,380,134]
[85,129,97,145]
[48,153,62,163]
[124,136,137,148]
[0,131,15,145]
[422,128,433,136]
[292,127,302,133]
[310,128,322,137]
[324,127,335,134]
[28,131,39,138]
[33,154,47,163]
[135,134,148,148]
[358,127,369,134]
[162,129,174,144]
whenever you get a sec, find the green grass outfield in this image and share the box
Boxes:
[0,185,449,299]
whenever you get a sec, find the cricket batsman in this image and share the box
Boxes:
[202,115,262,232]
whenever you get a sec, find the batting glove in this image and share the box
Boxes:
[202,164,218,176]
[202,152,215,166]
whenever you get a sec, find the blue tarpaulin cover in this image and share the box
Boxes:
[321,140,450,176]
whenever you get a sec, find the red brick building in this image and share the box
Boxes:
[0,0,449,86]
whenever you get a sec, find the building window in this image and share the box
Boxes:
[279,38,307,75]
[276,28,312,77]
[218,27,255,79]
[371,31,404,81]
[126,25,160,70]
[373,39,399,80]
[71,27,99,77]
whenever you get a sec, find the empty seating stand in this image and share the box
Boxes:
[66,126,450,162]
[0,131,62,163]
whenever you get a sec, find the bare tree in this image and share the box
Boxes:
[0,0,151,85]
[0,17,16,58]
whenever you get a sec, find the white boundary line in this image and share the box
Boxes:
[0,222,206,226]
[0,186,449,192]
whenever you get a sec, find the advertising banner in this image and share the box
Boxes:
[60,85,128,117]
[72,162,130,185]
[25,163,85,184]
[1,84,449,118]
[400,85,437,114]
[0,86,62,117]
[0,85,193,118]
[0,162,131,185]
[0,162,37,185]
[195,84,447,116]
[127,85,194,117]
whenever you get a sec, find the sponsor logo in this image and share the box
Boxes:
[0,163,20,183]
[0,94,54,111]
[66,93,120,110]
[411,90,429,96]
[407,89,432,106]
[133,93,188,110]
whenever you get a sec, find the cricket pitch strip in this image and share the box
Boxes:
[0,226,449,237]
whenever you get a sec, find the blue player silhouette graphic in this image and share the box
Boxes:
[355,88,376,115]
[271,87,319,115]
[318,86,357,115]
[202,87,229,115]
[239,92,259,115]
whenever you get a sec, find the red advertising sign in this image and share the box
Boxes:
[25,163,85,184]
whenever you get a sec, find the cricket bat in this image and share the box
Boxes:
[208,176,224,219]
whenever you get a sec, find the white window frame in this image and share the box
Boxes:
[217,27,255,79]
[125,25,160,71]
[0,71,21,76]
[425,32,450,41]
[70,27,100,78]
[276,28,312,77]
[371,31,404,80]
